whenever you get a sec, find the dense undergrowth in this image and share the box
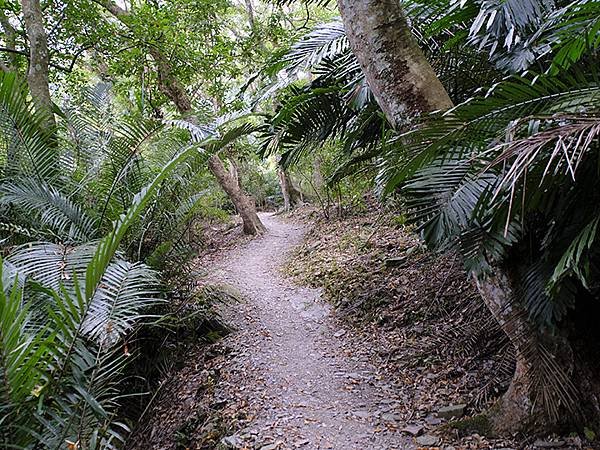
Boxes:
[0,74,255,449]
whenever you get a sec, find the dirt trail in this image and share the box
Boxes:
[211,213,413,450]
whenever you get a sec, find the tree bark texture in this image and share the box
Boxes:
[245,0,256,30]
[148,47,193,116]
[474,270,579,432]
[208,154,265,235]
[278,169,302,211]
[337,0,452,126]
[312,154,325,193]
[0,10,18,70]
[21,0,56,130]
[227,158,243,191]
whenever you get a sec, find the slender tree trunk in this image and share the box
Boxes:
[337,0,452,127]
[208,154,265,235]
[21,0,56,130]
[278,168,291,211]
[312,154,325,193]
[148,48,193,117]
[0,10,18,70]
[94,1,194,117]
[278,168,302,211]
[337,0,578,433]
[95,0,266,234]
[245,0,256,30]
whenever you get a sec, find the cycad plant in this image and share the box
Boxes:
[262,0,600,433]
[0,71,212,449]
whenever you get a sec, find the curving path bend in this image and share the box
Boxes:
[210,212,413,450]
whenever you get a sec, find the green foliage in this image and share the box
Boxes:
[0,71,232,448]
[261,0,600,329]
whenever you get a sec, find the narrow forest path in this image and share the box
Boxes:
[210,213,414,450]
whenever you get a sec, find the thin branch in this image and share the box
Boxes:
[0,46,74,72]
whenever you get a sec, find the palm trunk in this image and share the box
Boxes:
[337,0,578,433]
[208,155,265,235]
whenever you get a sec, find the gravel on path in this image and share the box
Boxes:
[210,212,414,450]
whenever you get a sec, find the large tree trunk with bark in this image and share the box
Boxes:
[474,270,580,432]
[337,0,452,127]
[21,0,55,130]
[337,0,582,434]
[208,154,265,235]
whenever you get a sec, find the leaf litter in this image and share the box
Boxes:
[128,208,591,450]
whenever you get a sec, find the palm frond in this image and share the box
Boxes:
[283,21,348,74]
[404,158,497,248]
[0,72,58,181]
[529,0,600,72]
[83,260,159,348]
[0,267,52,445]
[0,178,97,242]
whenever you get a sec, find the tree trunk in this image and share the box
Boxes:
[244,0,256,30]
[95,0,266,233]
[337,0,580,434]
[278,168,302,211]
[337,0,452,128]
[21,0,56,130]
[208,154,265,235]
[312,154,325,193]
[0,10,19,70]
[227,158,243,191]
[148,48,193,117]
[94,0,193,116]
[278,168,291,211]
[474,270,579,432]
